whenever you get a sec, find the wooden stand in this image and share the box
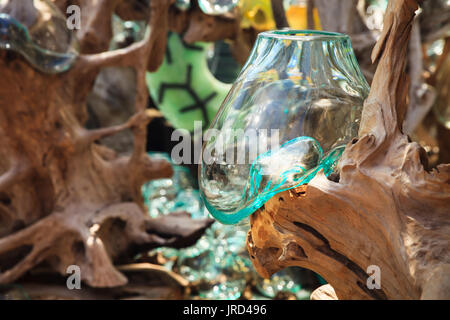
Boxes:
[247,0,450,300]
[0,0,238,287]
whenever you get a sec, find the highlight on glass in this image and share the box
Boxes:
[175,0,239,15]
[0,0,79,74]
[199,30,370,225]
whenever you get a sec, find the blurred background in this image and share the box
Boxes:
[0,0,449,300]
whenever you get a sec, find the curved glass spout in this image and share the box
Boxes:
[0,0,79,73]
[199,30,370,225]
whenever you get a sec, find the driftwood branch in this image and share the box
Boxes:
[403,16,436,135]
[270,0,289,29]
[313,0,378,83]
[247,0,450,300]
[0,0,216,287]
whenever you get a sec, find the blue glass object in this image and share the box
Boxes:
[175,0,191,11]
[254,267,309,299]
[198,0,240,15]
[0,0,79,73]
[142,153,201,218]
[200,30,370,225]
[174,0,239,15]
[143,152,312,299]
[110,15,147,50]
[432,46,450,129]
[177,223,252,299]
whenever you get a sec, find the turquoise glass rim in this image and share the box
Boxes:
[201,136,345,225]
[239,29,354,77]
[258,29,350,41]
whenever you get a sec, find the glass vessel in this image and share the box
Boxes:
[239,0,276,31]
[0,0,79,73]
[199,30,369,225]
[198,0,240,15]
[254,266,308,299]
[175,0,191,11]
[146,32,231,132]
[110,15,147,50]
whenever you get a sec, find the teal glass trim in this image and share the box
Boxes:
[175,0,191,11]
[202,137,345,225]
[0,13,78,74]
[199,29,369,225]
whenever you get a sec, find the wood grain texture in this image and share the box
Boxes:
[247,0,450,300]
[0,0,215,287]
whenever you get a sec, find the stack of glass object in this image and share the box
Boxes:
[142,152,311,299]
[198,0,240,14]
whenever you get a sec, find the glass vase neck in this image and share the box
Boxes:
[239,29,368,94]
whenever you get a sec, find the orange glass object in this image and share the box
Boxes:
[239,0,276,30]
[285,5,321,30]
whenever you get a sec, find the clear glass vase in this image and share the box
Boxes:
[199,30,370,225]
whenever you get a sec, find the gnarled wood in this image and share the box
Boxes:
[247,0,450,300]
[0,0,216,287]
